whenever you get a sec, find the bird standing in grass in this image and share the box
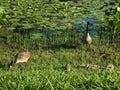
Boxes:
[86,32,92,44]
[106,64,114,71]
[66,64,71,72]
[8,52,31,68]
[86,22,92,45]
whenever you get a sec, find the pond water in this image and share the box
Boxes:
[1,0,119,45]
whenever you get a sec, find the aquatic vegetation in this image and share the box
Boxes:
[0,0,119,89]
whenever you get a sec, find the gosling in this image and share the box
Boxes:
[66,64,71,72]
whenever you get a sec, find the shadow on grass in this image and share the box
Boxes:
[0,64,8,70]
[42,44,77,50]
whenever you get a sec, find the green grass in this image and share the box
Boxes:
[0,0,120,89]
[1,68,120,90]
[0,43,120,90]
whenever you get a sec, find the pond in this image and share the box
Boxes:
[0,0,119,46]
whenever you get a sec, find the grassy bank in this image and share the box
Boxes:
[0,43,120,90]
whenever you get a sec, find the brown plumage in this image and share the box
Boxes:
[66,64,71,72]
[83,22,92,44]
[79,63,100,70]
[86,32,92,44]
[8,52,31,68]
[87,64,100,70]
[106,64,114,71]
[100,53,110,59]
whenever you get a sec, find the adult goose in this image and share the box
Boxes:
[8,52,31,68]
[86,22,92,44]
